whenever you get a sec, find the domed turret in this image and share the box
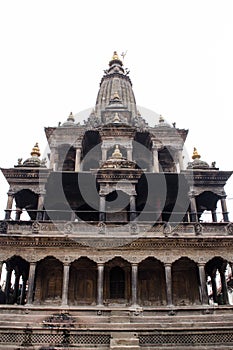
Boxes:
[187,147,210,169]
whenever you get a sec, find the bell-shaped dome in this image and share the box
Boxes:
[187,147,210,169]
[16,143,46,168]
[61,112,75,127]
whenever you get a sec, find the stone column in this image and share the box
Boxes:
[198,263,209,304]
[97,263,104,306]
[127,147,133,161]
[131,263,138,306]
[190,195,198,222]
[102,147,107,162]
[26,262,36,305]
[178,150,184,171]
[15,208,22,221]
[152,148,159,173]
[20,277,27,305]
[130,195,136,221]
[211,209,217,223]
[5,192,14,220]
[49,147,56,170]
[164,263,173,306]
[99,195,106,222]
[221,197,229,222]
[220,267,229,305]
[13,272,20,304]
[62,263,70,305]
[36,193,45,220]
[5,267,13,303]
[0,262,3,283]
[75,148,81,172]
[211,275,217,304]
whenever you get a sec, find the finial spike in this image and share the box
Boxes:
[192,147,201,160]
[31,143,41,157]
[112,145,122,159]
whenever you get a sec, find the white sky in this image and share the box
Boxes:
[0,0,233,220]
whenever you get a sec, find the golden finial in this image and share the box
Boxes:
[112,145,122,159]
[67,111,75,122]
[112,51,119,60]
[159,115,165,123]
[113,112,120,123]
[192,147,201,160]
[31,143,41,157]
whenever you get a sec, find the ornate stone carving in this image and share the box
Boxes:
[194,223,203,235]
[226,223,233,235]
[0,221,8,234]
[64,222,73,233]
[98,222,106,234]
[32,221,40,233]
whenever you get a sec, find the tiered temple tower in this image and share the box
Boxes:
[0,52,233,349]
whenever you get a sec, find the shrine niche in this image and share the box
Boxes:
[205,257,229,305]
[68,257,97,305]
[3,256,29,305]
[172,257,200,306]
[34,256,63,304]
[104,257,131,304]
[138,257,166,306]
[14,189,39,220]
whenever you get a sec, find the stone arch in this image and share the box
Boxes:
[205,256,230,305]
[68,257,97,305]
[138,257,166,306]
[57,143,76,171]
[158,146,177,173]
[34,256,63,304]
[104,257,131,304]
[196,191,220,222]
[81,130,102,171]
[2,255,29,305]
[14,189,39,220]
[172,257,200,306]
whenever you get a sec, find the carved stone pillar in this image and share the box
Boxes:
[99,195,106,222]
[102,147,107,162]
[190,195,198,222]
[152,148,159,173]
[15,208,22,221]
[26,262,36,305]
[198,263,209,304]
[0,262,3,282]
[221,197,229,222]
[127,147,133,161]
[49,146,56,170]
[36,193,45,220]
[211,209,217,223]
[75,148,81,172]
[211,275,217,304]
[131,263,138,306]
[130,195,136,221]
[97,263,104,306]
[178,150,184,171]
[220,267,229,305]
[164,263,173,306]
[5,192,14,220]
[62,263,70,305]
[5,266,13,304]
[20,277,27,305]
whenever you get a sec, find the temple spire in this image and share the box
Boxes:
[192,147,201,160]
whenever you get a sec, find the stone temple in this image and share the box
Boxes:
[0,51,233,349]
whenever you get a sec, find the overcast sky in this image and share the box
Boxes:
[0,0,232,220]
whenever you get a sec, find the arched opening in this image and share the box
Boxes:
[205,257,230,305]
[34,256,63,304]
[105,190,130,222]
[158,147,177,173]
[172,257,200,305]
[104,257,131,304]
[81,130,101,171]
[68,257,97,305]
[1,256,29,305]
[57,144,76,171]
[196,191,220,222]
[14,189,39,220]
[138,257,166,306]
[110,266,125,299]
